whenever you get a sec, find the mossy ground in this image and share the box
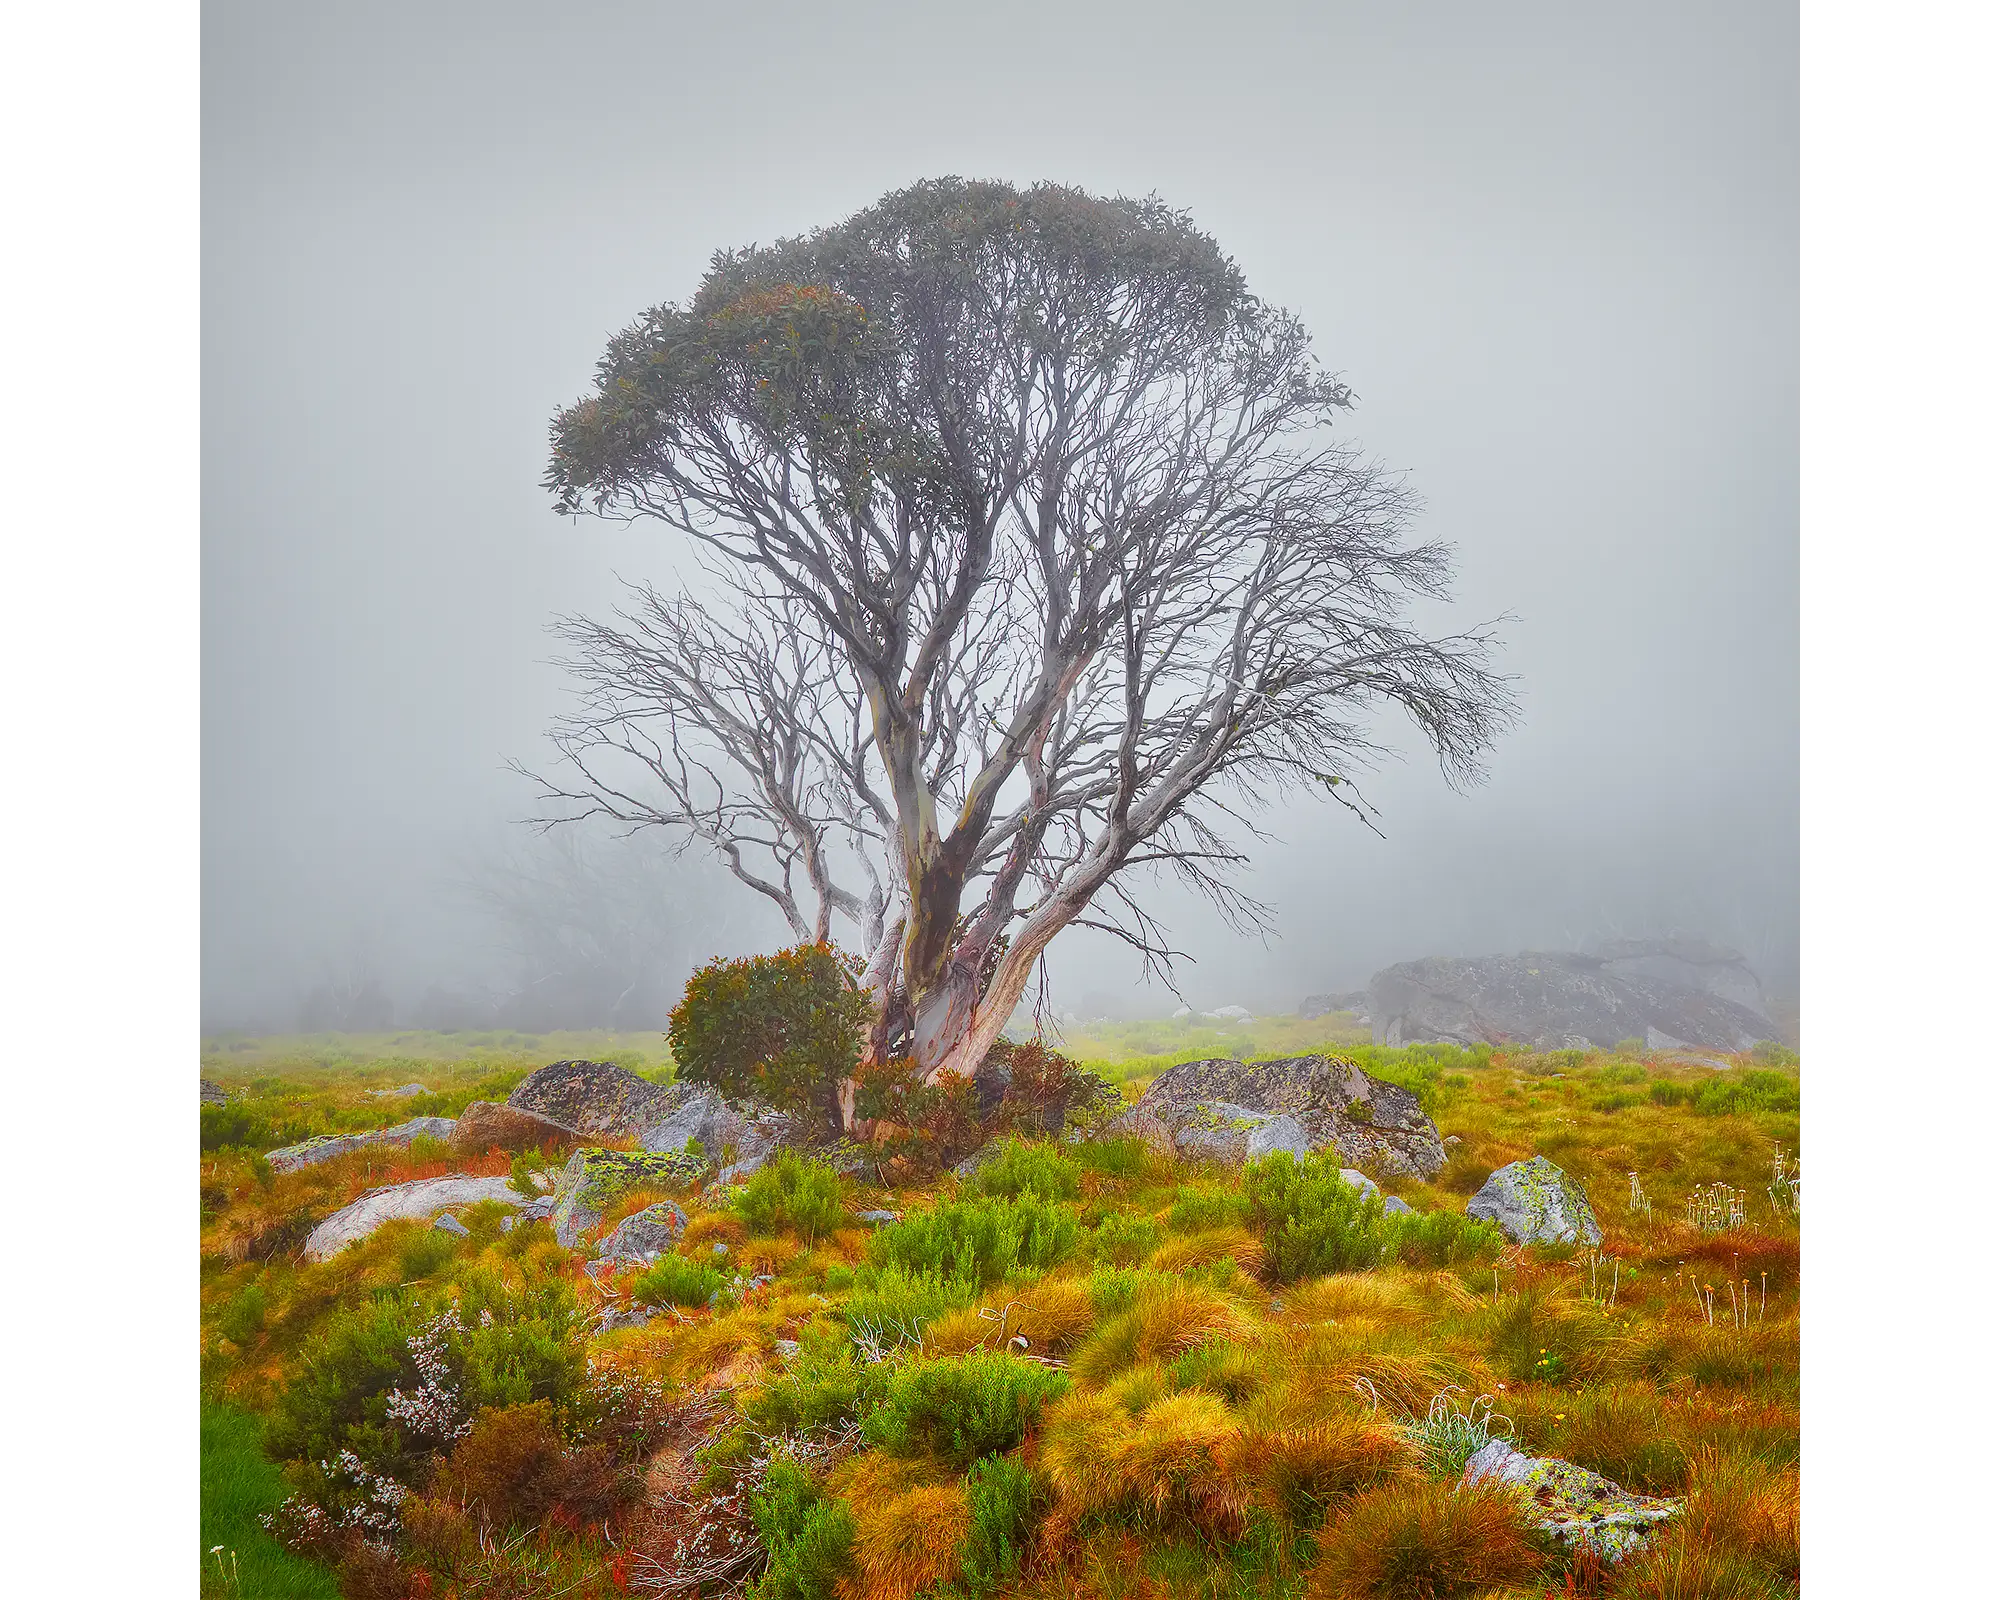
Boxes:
[199,1032,1799,1598]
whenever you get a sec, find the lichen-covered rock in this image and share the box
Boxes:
[506,1059,681,1139]
[1466,1156,1602,1246]
[1173,1101,1279,1162]
[1462,1439,1678,1560]
[549,1146,705,1248]
[431,1212,470,1237]
[301,1175,521,1260]
[637,1084,798,1177]
[1128,1055,1447,1177]
[200,1079,228,1105]
[266,1116,459,1174]
[367,1082,431,1099]
[599,1200,690,1264]
[449,1100,582,1155]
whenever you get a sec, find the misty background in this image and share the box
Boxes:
[201,1,1797,1035]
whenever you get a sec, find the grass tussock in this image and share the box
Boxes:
[1303,1480,1549,1599]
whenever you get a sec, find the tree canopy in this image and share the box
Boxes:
[543,179,1513,1089]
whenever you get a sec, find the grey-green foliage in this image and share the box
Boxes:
[868,1194,1080,1288]
[838,1263,980,1350]
[957,1454,1040,1597]
[744,1324,890,1436]
[736,1151,846,1243]
[965,1138,1082,1202]
[747,1457,855,1600]
[861,1349,1071,1468]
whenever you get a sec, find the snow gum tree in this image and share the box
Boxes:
[543,178,1513,1092]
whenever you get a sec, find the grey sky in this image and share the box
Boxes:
[202,0,1797,1028]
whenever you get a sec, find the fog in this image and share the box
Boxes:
[201,1,1797,1033]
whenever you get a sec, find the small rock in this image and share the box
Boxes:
[600,1200,691,1264]
[856,1209,901,1226]
[774,1338,802,1360]
[596,1305,658,1333]
[449,1100,583,1156]
[1465,1156,1603,1246]
[301,1175,521,1260]
[549,1146,707,1248]
[1462,1440,1678,1560]
[711,1242,729,1255]
[500,1215,518,1234]
[367,1083,431,1099]
[432,1212,470,1237]
[266,1115,459,1174]
[1383,1196,1414,1216]
[1443,1135,1463,1148]
[1338,1168,1381,1201]
[200,1079,228,1105]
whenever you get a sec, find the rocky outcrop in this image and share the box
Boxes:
[1588,934,1768,1019]
[266,1116,458,1174]
[1463,1440,1678,1560]
[1298,991,1369,1020]
[449,1100,583,1156]
[200,1079,228,1105]
[1466,1156,1602,1246]
[637,1084,798,1178]
[367,1082,431,1099]
[1368,952,1775,1053]
[301,1175,521,1260]
[506,1059,681,1138]
[549,1146,707,1248]
[599,1200,690,1264]
[1112,1055,1447,1177]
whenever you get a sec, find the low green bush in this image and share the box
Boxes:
[396,1224,459,1281]
[633,1255,726,1309]
[838,1263,980,1350]
[669,943,871,1130]
[868,1195,1080,1287]
[861,1349,1071,1467]
[958,1453,1041,1597]
[743,1325,889,1436]
[748,1457,856,1600]
[218,1284,268,1346]
[1165,1184,1254,1233]
[966,1138,1082,1202]
[1244,1150,1389,1280]
[735,1151,845,1244]
[1087,1211,1165,1266]
[1383,1209,1504,1269]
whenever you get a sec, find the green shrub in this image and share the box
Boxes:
[743,1324,889,1435]
[958,1454,1040,1596]
[201,1102,272,1152]
[1751,1039,1799,1069]
[218,1284,268,1346]
[1690,1070,1800,1118]
[838,1263,980,1350]
[967,1138,1082,1202]
[1244,1151,1389,1280]
[862,1350,1071,1467]
[267,1294,431,1473]
[869,1195,1081,1287]
[269,1277,588,1476]
[397,1224,460,1281]
[1166,1184,1255,1233]
[736,1151,846,1244]
[1383,1209,1504,1269]
[748,1457,856,1600]
[1615,1037,1645,1056]
[1649,1081,1691,1107]
[1087,1211,1165,1266]
[668,943,871,1129]
[634,1254,726,1309]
